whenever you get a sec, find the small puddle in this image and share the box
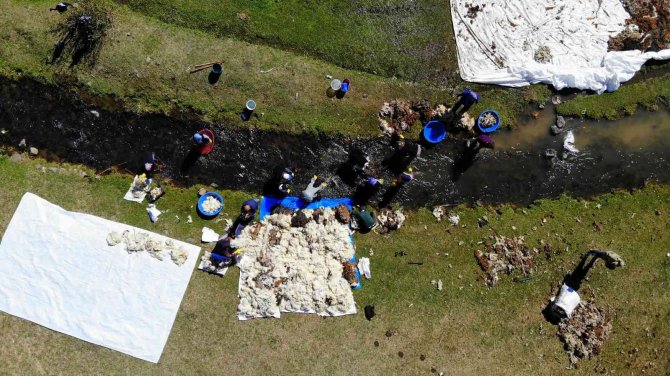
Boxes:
[495,107,670,152]
[1,77,670,208]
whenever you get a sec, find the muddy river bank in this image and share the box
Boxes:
[1,77,670,209]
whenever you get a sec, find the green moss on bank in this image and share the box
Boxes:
[557,74,670,119]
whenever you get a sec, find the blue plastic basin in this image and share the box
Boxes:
[423,120,447,144]
[477,110,501,133]
[197,192,224,217]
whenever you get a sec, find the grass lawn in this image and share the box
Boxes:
[125,0,458,84]
[0,0,548,137]
[558,74,670,120]
[0,155,668,374]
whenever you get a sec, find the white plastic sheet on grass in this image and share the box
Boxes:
[449,0,670,93]
[0,193,200,363]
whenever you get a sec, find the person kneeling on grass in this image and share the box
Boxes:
[229,198,259,237]
[351,206,377,234]
[209,235,239,268]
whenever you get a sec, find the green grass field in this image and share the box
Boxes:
[0,0,550,136]
[125,0,458,84]
[557,74,670,119]
[2,0,666,139]
[1,155,668,374]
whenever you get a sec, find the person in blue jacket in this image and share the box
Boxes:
[451,89,481,115]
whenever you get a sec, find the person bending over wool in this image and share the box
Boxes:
[301,175,328,203]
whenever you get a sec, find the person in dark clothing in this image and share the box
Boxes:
[466,135,495,153]
[452,136,492,181]
[353,176,384,206]
[386,135,421,173]
[210,235,237,267]
[276,166,295,196]
[396,135,422,159]
[264,166,296,197]
[351,206,377,233]
[349,148,370,174]
[229,199,259,236]
[338,148,370,185]
[451,89,481,115]
[50,2,73,13]
[139,151,164,178]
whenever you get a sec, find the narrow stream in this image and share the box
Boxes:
[1,77,669,208]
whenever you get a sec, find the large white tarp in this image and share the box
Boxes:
[450,0,670,92]
[0,193,200,363]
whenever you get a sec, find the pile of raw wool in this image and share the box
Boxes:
[474,236,536,286]
[232,208,356,319]
[376,208,406,234]
[558,301,612,366]
[378,100,419,136]
[106,230,189,266]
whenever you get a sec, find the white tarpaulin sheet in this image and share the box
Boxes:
[450,0,670,92]
[0,193,200,363]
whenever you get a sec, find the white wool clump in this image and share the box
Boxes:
[236,208,356,319]
[106,231,188,266]
[144,237,165,260]
[432,206,444,221]
[449,214,461,226]
[169,245,189,266]
[376,208,406,234]
[433,104,448,117]
[106,231,123,246]
[202,195,222,213]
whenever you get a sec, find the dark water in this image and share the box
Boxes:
[1,77,670,208]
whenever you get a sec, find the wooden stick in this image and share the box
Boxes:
[189,60,225,74]
[193,61,219,69]
[189,64,215,74]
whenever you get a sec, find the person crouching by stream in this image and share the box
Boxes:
[451,88,480,116]
[379,168,413,208]
[452,135,494,181]
[192,130,214,155]
[301,175,328,203]
[229,198,259,237]
[466,134,495,154]
[266,166,296,197]
[353,176,384,206]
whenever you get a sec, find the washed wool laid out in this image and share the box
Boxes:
[232,208,357,320]
[0,193,200,363]
[450,0,670,92]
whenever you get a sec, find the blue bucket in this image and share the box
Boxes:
[477,110,500,133]
[423,120,447,144]
[197,192,224,217]
[211,63,223,75]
